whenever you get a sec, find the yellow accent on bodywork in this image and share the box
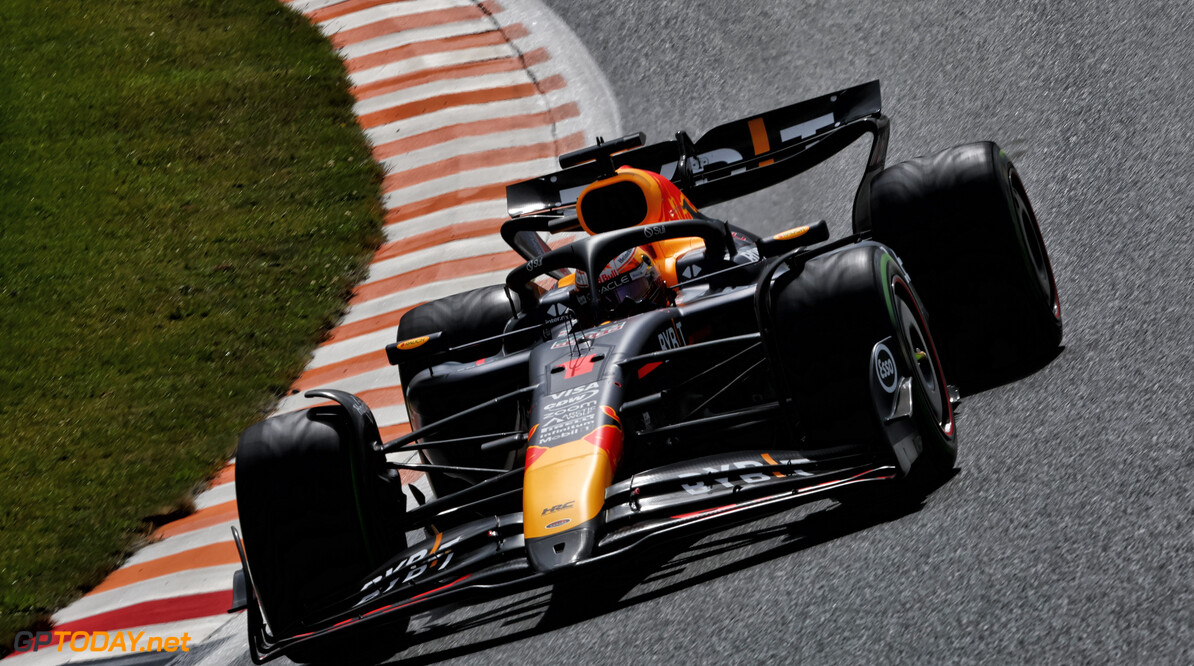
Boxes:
[773,225,811,241]
[396,335,429,350]
[523,440,615,538]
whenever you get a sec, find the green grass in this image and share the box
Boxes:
[0,0,385,647]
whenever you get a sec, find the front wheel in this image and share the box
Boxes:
[768,242,957,496]
[235,396,408,664]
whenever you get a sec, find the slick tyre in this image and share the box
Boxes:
[236,405,407,663]
[770,242,957,493]
[867,142,1062,390]
[397,284,522,502]
[396,284,520,386]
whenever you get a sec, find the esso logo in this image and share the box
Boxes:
[874,343,898,393]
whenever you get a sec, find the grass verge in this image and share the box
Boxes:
[0,0,384,648]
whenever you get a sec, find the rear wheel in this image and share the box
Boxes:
[868,141,1062,390]
[396,284,519,386]
[769,242,956,495]
[397,285,522,502]
[236,401,407,664]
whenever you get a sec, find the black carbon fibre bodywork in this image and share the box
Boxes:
[230,81,1039,665]
[236,228,926,662]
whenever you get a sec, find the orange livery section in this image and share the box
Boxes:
[523,411,623,539]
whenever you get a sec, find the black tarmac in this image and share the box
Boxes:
[391,1,1194,663]
[196,2,1194,664]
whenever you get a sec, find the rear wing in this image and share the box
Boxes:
[506,80,891,232]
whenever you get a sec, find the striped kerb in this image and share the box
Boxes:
[9,0,595,659]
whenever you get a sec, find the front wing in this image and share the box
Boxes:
[236,450,896,663]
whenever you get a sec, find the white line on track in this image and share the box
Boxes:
[193,482,237,511]
[339,269,511,325]
[372,404,411,427]
[353,69,535,117]
[381,200,506,241]
[364,96,555,145]
[350,44,517,88]
[379,124,562,174]
[381,157,559,209]
[335,18,495,61]
[493,0,621,139]
[122,522,240,568]
[366,234,511,284]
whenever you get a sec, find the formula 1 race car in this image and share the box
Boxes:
[230,81,1062,664]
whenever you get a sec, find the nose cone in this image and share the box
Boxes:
[527,524,597,573]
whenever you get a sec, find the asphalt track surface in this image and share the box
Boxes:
[200,2,1193,664]
[392,2,1192,663]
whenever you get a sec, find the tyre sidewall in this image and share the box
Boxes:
[236,407,406,638]
[772,243,955,481]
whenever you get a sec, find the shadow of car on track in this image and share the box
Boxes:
[958,346,1066,397]
[381,488,950,665]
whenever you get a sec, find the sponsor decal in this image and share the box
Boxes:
[528,256,543,271]
[347,397,371,417]
[873,342,898,393]
[579,249,638,289]
[605,248,637,276]
[584,422,624,466]
[544,302,574,327]
[543,399,598,419]
[544,392,598,411]
[643,224,665,238]
[396,335,429,351]
[599,271,634,294]
[681,263,702,279]
[547,382,599,402]
[546,518,572,530]
[675,454,813,496]
[538,381,601,442]
[542,501,575,515]
[357,534,465,604]
[658,327,681,351]
[538,408,598,443]
[551,322,625,348]
[657,321,685,351]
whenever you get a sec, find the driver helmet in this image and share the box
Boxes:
[575,247,671,319]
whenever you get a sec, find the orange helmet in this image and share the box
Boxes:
[575,247,671,319]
